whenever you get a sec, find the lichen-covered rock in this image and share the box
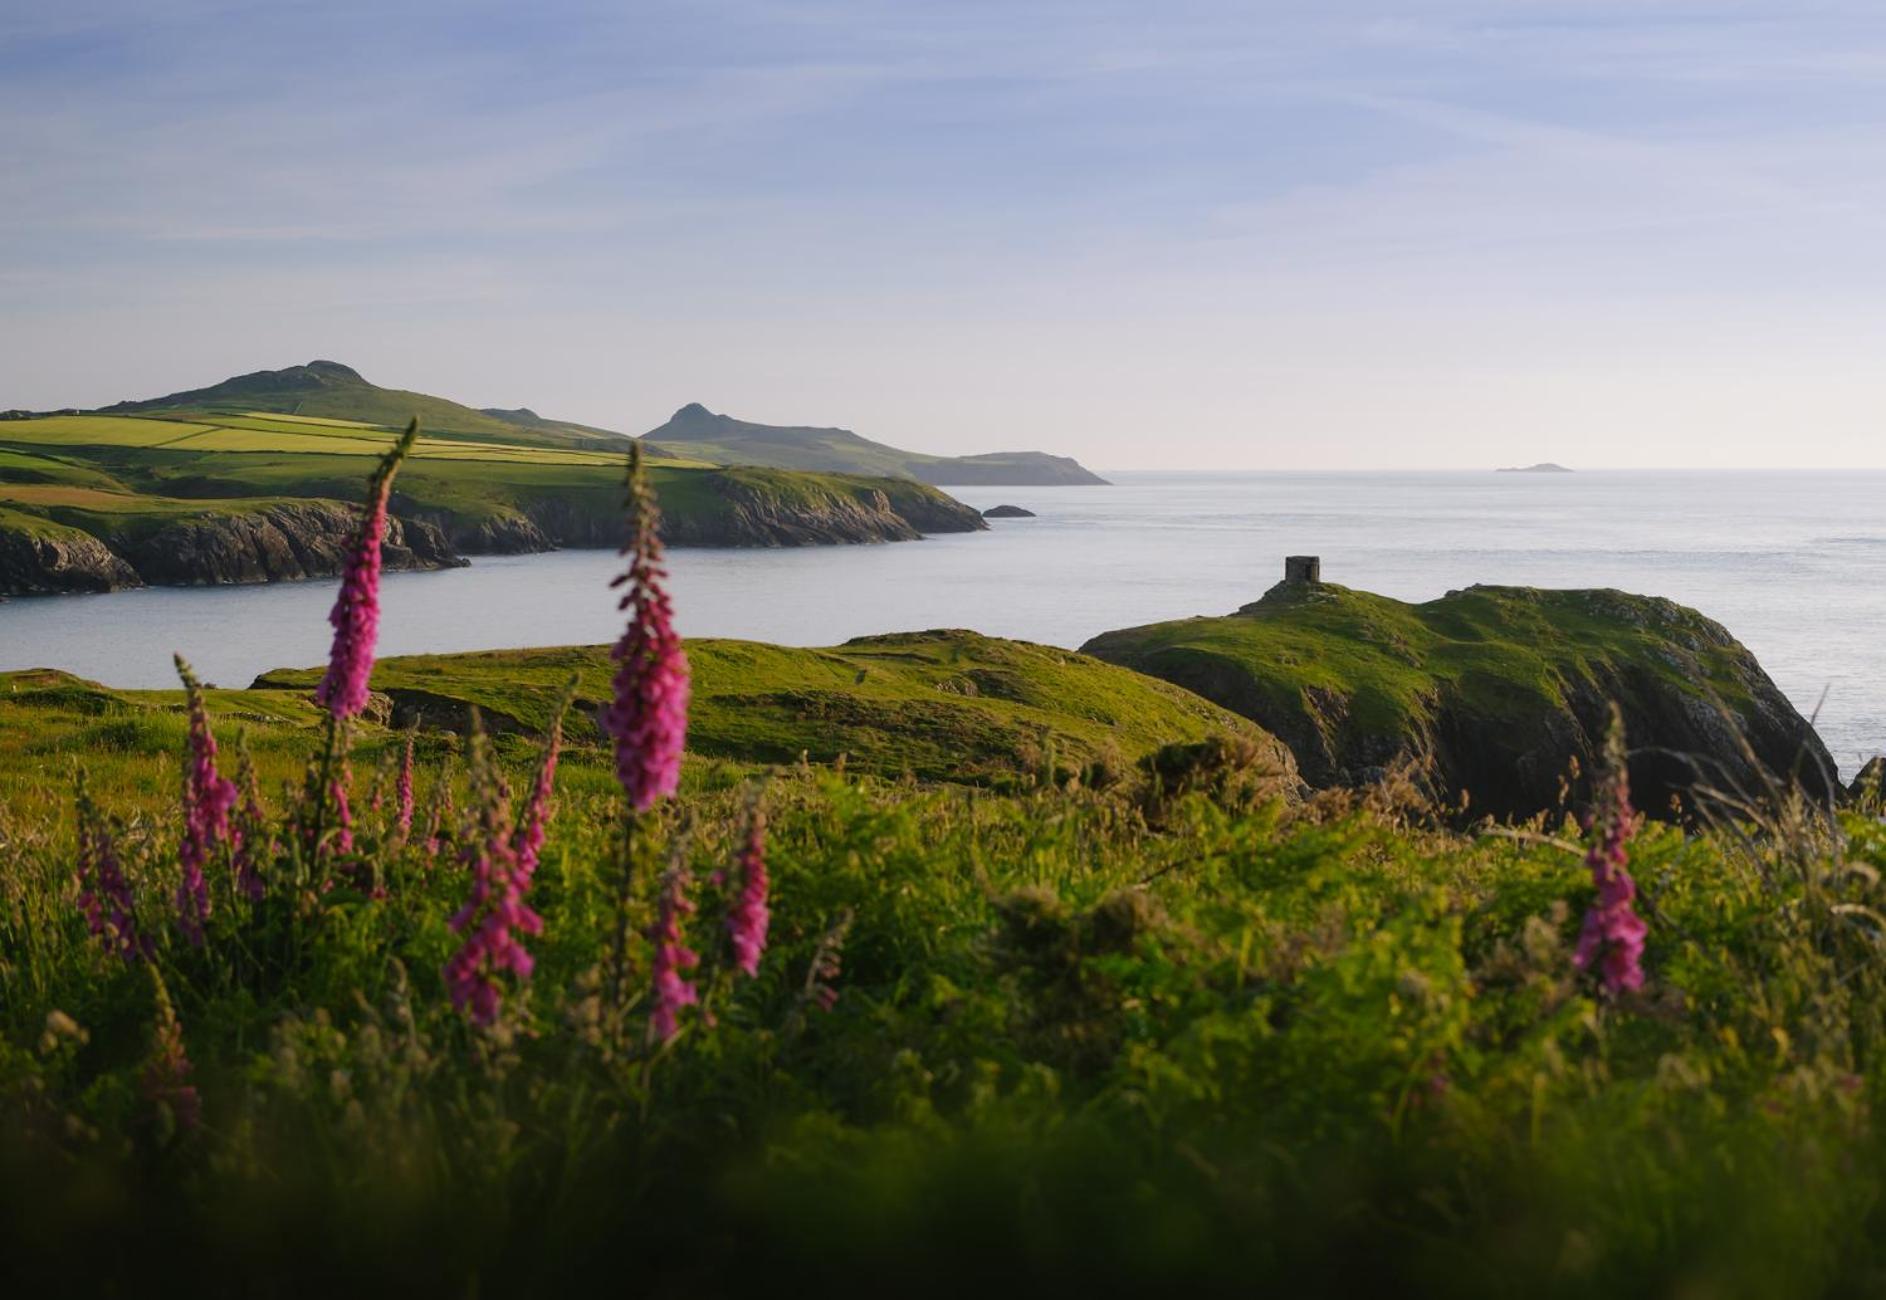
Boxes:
[1082,582,1837,819]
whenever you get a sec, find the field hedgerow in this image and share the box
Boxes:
[3,443,1886,1296]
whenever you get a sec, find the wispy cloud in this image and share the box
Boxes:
[6,2,1886,466]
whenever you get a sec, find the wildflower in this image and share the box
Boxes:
[647,861,699,1042]
[425,777,455,862]
[395,733,416,836]
[143,972,201,1136]
[75,774,150,963]
[805,911,852,1013]
[329,770,355,856]
[1574,709,1648,996]
[443,720,542,1026]
[315,420,417,721]
[726,794,769,978]
[231,740,270,902]
[174,655,238,946]
[512,685,572,883]
[604,442,690,812]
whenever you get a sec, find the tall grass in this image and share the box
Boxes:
[2,444,1885,1295]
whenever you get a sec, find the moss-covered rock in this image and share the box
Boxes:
[1081,581,1835,818]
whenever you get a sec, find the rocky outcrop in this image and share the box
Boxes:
[984,504,1036,518]
[1852,757,1886,805]
[0,523,141,594]
[646,472,982,548]
[667,477,919,546]
[0,502,463,595]
[117,503,463,587]
[1082,582,1838,820]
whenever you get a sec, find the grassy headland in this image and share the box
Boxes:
[0,405,985,594]
[1083,579,1837,818]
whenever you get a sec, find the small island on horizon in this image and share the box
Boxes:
[1497,462,1574,473]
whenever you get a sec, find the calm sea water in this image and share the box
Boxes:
[4,471,1882,777]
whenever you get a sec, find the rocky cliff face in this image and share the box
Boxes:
[0,503,464,596]
[117,503,463,586]
[1082,582,1838,820]
[666,477,921,546]
[0,523,141,594]
[1,466,986,596]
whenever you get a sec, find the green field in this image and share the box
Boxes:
[0,405,982,591]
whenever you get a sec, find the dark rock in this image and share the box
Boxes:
[1852,757,1886,805]
[118,502,464,586]
[983,504,1036,518]
[0,526,141,594]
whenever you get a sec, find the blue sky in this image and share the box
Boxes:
[5,1,1886,467]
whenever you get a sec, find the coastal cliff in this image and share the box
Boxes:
[0,501,463,594]
[1082,578,1836,818]
[0,513,140,593]
[0,466,986,595]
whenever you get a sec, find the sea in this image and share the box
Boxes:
[4,470,1882,779]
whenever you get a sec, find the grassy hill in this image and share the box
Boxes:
[642,402,1109,485]
[244,630,1296,790]
[0,401,986,594]
[93,360,640,453]
[60,360,1108,485]
[1082,578,1836,818]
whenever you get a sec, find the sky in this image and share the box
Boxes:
[4,1,1886,469]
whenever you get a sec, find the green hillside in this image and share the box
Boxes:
[94,360,635,452]
[246,630,1296,789]
[0,404,987,594]
[1082,578,1835,818]
[642,402,1110,485]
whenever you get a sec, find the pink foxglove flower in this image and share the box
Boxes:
[75,778,150,963]
[174,655,238,946]
[727,799,770,978]
[329,771,355,856]
[604,443,690,812]
[1574,712,1648,995]
[512,690,571,883]
[647,863,699,1042]
[231,743,270,902]
[315,421,416,720]
[444,724,542,1026]
[395,734,416,836]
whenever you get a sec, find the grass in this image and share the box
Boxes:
[0,411,976,580]
[242,631,1295,789]
[1080,581,1816,817]
[2,648,1885,1292]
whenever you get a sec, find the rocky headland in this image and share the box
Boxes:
[1081,562,1837,819]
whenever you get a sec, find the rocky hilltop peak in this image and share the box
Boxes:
[641,404,1108,485]
[100,359,369,411]
[300,360,365,383]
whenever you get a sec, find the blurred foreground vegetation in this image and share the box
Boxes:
[4,668,1886,1297]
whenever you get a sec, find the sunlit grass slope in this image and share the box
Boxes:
[244,630,1296,787]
